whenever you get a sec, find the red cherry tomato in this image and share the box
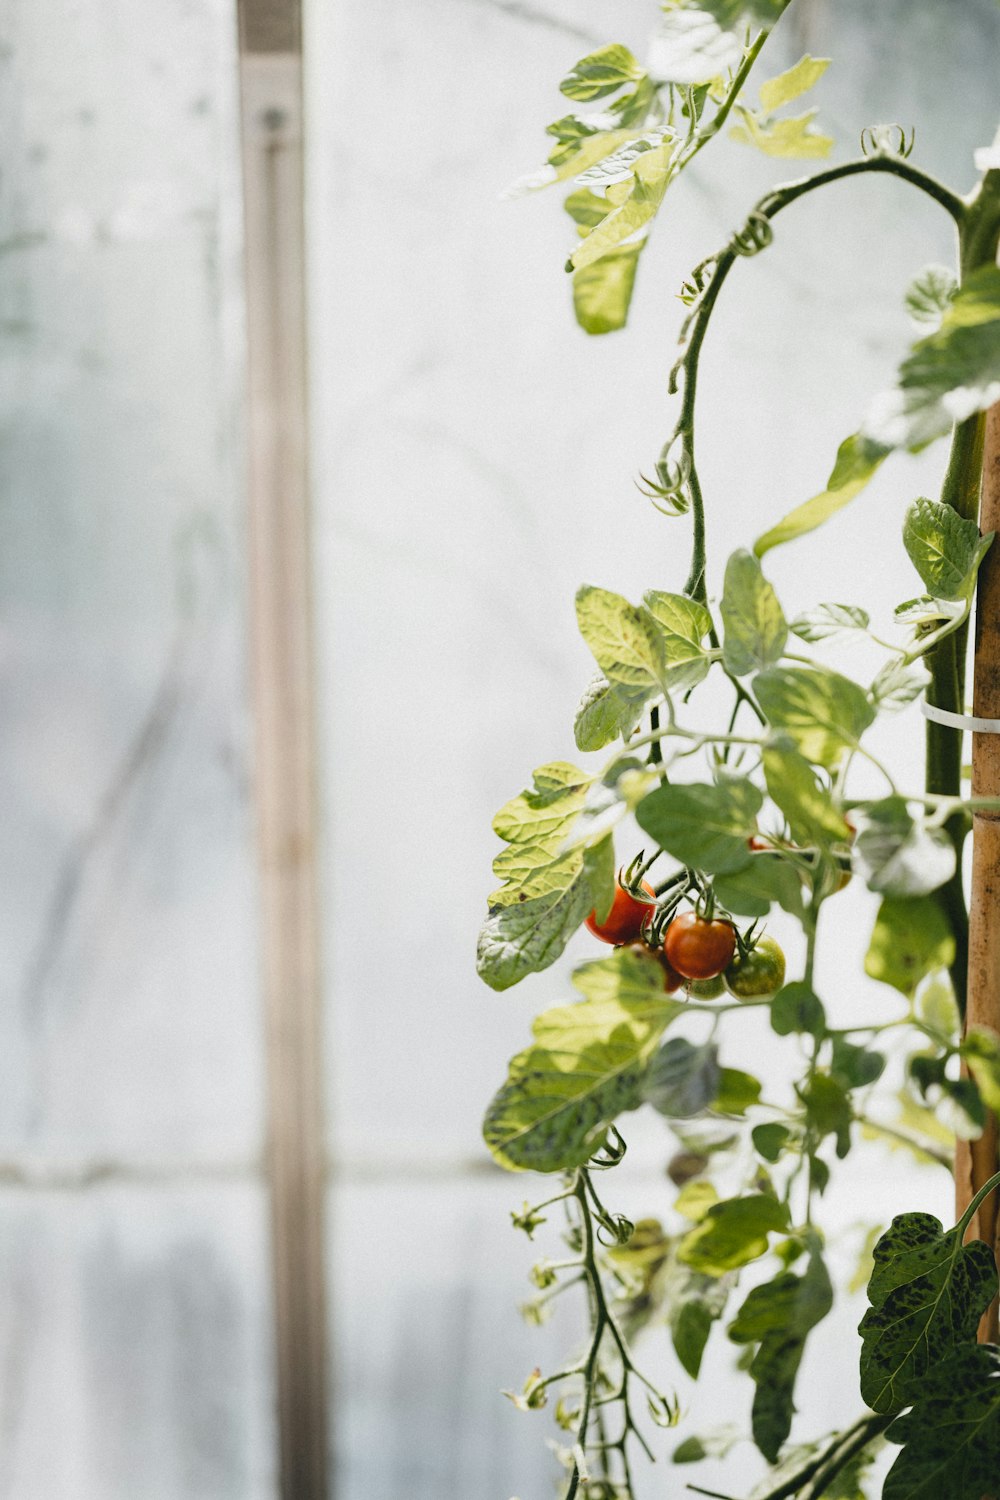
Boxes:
[663,911,736,980]
[656,950,684,993]
[585,880,655,945]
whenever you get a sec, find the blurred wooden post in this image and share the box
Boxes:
[237,2,331,1495]
[960,399,1000,1347]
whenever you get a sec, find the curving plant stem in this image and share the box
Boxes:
[958,398,1000,1348]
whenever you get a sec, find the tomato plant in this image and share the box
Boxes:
[476,5,1000,1497]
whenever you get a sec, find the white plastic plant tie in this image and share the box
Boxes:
[921,698,1000,734]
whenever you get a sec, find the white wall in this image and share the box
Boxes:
[0,2,275,1496]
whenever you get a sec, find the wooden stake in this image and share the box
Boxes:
[238,2,331,1494]
[958,400,1000,1345]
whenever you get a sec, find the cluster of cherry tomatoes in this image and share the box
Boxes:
[584,878,786,1000]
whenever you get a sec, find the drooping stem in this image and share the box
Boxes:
[672,153,965,600]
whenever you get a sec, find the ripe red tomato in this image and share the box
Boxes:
[585,880,655,945]
[655,950,684,993]
[663,911,736,980]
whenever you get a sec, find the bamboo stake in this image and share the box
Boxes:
[958,400,1000,1345]
[237,1,332,1495]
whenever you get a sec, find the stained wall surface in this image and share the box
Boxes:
[1,2,275,1496]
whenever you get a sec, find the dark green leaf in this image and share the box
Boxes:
[673,1424,742,1463]
[729,1245,833,1462]
[831,1037,886,1089]
[678,1193,790,1275]
[635,778,761,874]
[883,1344,1000,1499]
[641,1038,720,1118]
[721,549,788,675]
[753,1122,793,1162]
[771,982,826,1038]
[714,853,804,918]
[799,1073,852,1157]
[860,1211,998,1414]
[713,1067,763,1115]
[865,896,955,997]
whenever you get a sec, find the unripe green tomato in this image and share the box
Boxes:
[686,974,726,1000]
[724,935,786,999]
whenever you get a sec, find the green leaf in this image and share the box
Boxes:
[572,242,641,335]
[560,43,645,102]
[865,264,1000,450]
[679,1194,790,1276]
[573,672,643,752]
[883,1345,1000,1500]
[771,982,826,1038]
[647,8,742,85]
[636,778,762,874]
[569,142,675,275]
[673,1425,742,1463]
[903,496,994,602]
[487,761,592,908]
[905,264,957,332]
[643,590,714,689]
[753,1121,794,1162]
[754,432,888,557]
[730,108,833,160]
[713,1067,762,1115]
[869,658,929,713]
[505,128,646,198]
[641,1038,720,1118]
[483,955,683,1170]
[759,54,829,112]
[961,1028,1000,1114]
[790,602,870,642]
[697,0,792,28]
[714,854,804,919]
[730,1246,833,1462]
[721,549,788,675]
[894,593,967,628]
[571,941,677,1006]
[865,897,955,996]
[854,797,956,898]
[860,1208,998,1414]
[763,743,850,848]
[477,867,598,992]
[799,1073,852,1157]
[668,1263,733,1378]
[831,1037,886,1089]
[576,585,668,693]
[754,666,875,767]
